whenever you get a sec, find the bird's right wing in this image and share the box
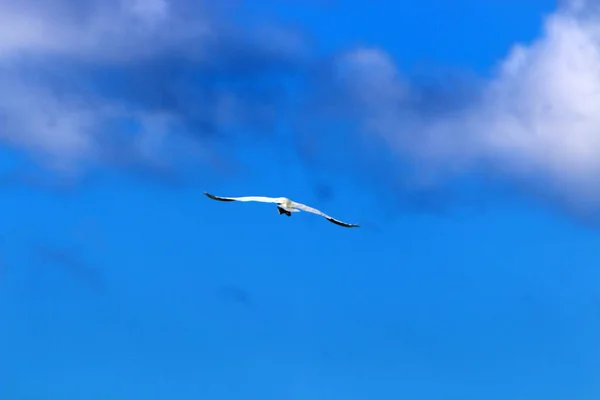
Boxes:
[204,192,283,203]
[293,202,360,228]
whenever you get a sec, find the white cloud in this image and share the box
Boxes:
[0,0,306,177]
[0,0,205,175]
[0,0,211,61]
[4,0,600,214]
[326,1,600,212]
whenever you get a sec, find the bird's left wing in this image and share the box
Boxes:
[204,192,283,203]
[293,202,360,228]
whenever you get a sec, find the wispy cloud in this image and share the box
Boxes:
[33,242,106,292]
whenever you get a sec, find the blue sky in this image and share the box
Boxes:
[1,0,600,399]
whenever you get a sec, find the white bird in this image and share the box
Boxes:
[204,192,360,228]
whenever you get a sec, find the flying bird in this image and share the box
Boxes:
[204,192,360,228]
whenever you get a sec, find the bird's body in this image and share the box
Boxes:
[204,192,359,228]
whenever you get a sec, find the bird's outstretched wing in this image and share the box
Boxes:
[204,192,283,203]
[292,202,360,228]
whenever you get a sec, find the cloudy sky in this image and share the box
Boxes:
[1,0,599,399]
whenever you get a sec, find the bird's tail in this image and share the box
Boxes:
[277,207,292,216]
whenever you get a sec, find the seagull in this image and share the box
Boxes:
[204,192,360,228]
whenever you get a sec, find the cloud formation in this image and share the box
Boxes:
[301,0,600,215]
[0,0,308,177]
[3,0,600,216]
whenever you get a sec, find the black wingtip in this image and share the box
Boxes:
[327,218,360,228]
[204,192,236,202]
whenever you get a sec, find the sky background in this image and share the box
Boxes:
[1,0,600,399]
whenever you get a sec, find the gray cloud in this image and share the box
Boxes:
[0,0,310,179]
